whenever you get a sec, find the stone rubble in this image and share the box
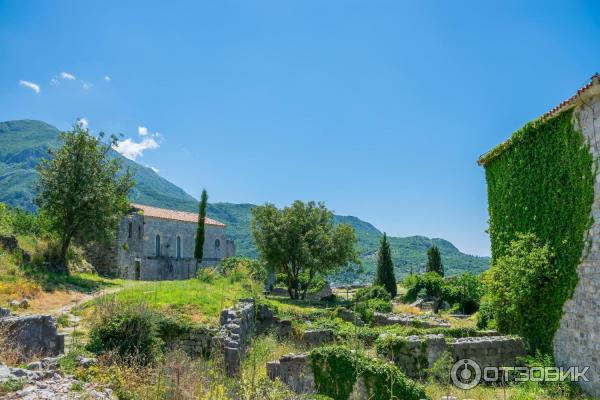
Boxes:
[373,311,451,328]
[0,359,114,399]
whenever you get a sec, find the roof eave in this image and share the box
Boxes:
[478,74,600,167]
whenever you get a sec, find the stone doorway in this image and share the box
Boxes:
[134,260,141,280]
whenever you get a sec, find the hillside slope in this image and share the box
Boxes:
[0,119,489,281]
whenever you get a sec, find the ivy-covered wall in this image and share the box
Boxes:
[481,108,595,353]
[309,346,427,400]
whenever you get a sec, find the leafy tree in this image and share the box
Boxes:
[485,232,557,353]
[36,123,134,271]
[374,233,397,297]
[194,189,208,262]
[426,245,444,276]
[251,200,358,299]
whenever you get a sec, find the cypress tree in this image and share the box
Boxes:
[374,233,397,298]
[426,245,444,277]
[194,189,208,262]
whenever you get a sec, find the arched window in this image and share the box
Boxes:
[128,222,132,238]
[176,236,182,259]
[155,235,161,256]
[215,239,221,250]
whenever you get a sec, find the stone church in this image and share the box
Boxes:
[115,203,235,280]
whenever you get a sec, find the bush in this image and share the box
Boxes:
[476,296,496,330]
[403,272,484,314]
[197,268,216,283]
[485,232,557,353]
[354,285,391,303]
[353,285,392,323]
[87,302,187,365]
[403,272,444,303]
[354,298,392,324]
[443,272,483,314]
[218,257,267,283]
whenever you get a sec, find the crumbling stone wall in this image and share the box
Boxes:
[0,315,64,358]
[379,334,525,378]
[381,334,447,378]
[451,336,525,369]
[173,326,217,357]
[267,354,316,394]
[211,298,256,375]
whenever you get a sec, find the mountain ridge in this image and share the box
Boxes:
[0,119,489,281]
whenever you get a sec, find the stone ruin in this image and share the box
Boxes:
[380,334,526,378]
[267,335,527,395]
[0,314,65,359]
[373,311,451,328]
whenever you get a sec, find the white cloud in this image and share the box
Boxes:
[50,78,60,86]
[19,80,40,94]
[113,137,159,160]
[138,126,149,136]
[60,72,76,80]
[77,118,89,129]
[104,75,111,82]
[81,81,93,90]
[147,165,159,173]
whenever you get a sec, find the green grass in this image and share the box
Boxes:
[113,277,252,324]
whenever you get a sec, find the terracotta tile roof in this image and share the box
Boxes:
[478,74,600,166]
[131,203,226,227]
[542,73,599,119]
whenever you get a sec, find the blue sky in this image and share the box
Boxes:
[1,1,599,256]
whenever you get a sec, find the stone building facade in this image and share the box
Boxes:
[116,203,235,280]
[479,75,600,396]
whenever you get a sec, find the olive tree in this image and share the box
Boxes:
[251,201,357,299]
[36,123,134,271]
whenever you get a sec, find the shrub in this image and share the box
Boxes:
[443,272,483,314]
[353,285,392,324]
[485,233,558,353]
[354,285,391,303]
[86,302,186,365]
[354,298,392,324]
[197,268,216,283]
[403,272,444,303]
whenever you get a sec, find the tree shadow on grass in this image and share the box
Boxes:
[21,264,119,294]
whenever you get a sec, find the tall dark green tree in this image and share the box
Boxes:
[426,245,444,277]
[374,233,397,298]
[194,189,208,261]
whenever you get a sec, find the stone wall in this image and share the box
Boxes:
[554,81,600,396]
[211,298,256,375]
[173,326,217,357]
[0,315,64,359]
[380,334,525,379]
[266,354,316,395]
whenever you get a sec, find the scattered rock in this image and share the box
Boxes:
[75,356,97,368]
[373,312,451,328]
[26,362,42,371]
[0,315,65,359]
[9,299,30,309]
[0,306,10,317]
[302,329,334,347]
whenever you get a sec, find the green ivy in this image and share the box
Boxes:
[482,108,595,353]
[309,346,428,400]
